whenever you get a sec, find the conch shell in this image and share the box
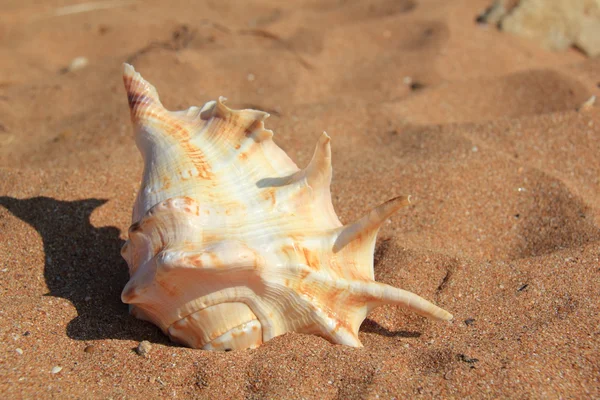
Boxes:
[120,64,452,351]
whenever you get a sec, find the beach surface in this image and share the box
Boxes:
[1,0,599,398]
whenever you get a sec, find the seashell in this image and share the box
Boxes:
[120,63,452,351]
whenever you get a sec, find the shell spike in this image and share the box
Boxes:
[197,97,274,142]
[122,63,165,122]
[305,132,332,190]
[361,282,453,321]
[333,195,411,252]
[215,96,232,119]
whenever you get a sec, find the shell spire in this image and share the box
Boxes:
[123,63,164,123]
[120,65,453,351]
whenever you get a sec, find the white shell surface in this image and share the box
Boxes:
[120,63,452,351]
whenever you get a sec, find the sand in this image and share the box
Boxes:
[1,0,599,398]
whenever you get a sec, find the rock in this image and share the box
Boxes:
[136,340,152,357]
[479,0,600,56]
[61,56,89,74]
[476,1,509,25]
[577,95,596,112]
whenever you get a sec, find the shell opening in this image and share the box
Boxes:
[167,302,263,350]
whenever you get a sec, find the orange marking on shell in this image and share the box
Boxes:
[209,339,225,350]
[262,189,276,207]
[232,328,247,338]
[190,254,203,267]
[209,252,222,267]
[151,112,214,180]
[280,245,297,260]
[288,233,306,243]
[324,287,348,314]
[331,315,352,335]
[181,141,214,180]
[182,196,195,206]
[298,269,310,280]
[158,279,181,298]
[302,247,320,270]
[160,175,172,191]
[224,202,247,215]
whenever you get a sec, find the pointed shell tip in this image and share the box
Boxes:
[439,310,453,321]
[215,97,232,119]
[123,63,136,78]
[320,132,331,145]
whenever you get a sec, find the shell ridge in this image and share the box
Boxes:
[126,262,264,332]
[256,265,367,344]
[203,97,272,144]
[155,263,342,345]
[124,197,203,273]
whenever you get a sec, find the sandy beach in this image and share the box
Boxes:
[1,0,599,398]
